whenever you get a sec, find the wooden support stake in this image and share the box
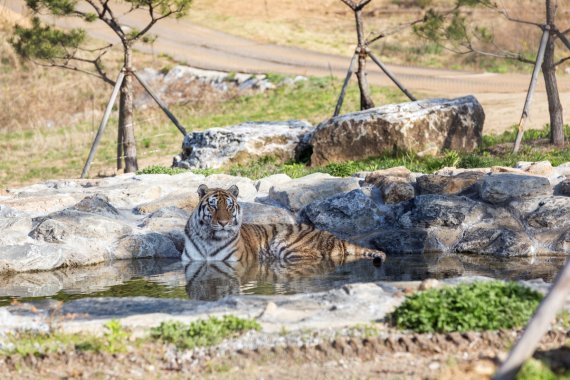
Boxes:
[81,70,126,179]
[334,53,358,117]
[555,28,570,51]
[132,71,188,136]
[368,50,417,101]
[513,27,550,153]
[493,258,570,380]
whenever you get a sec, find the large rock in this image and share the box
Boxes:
[480,174,551,204]
[525,196,570,229]
[363,228,429,255]
[240,202,296,225]
[267,173,360,212]
[174,121,313,169]
[416,172,484,195]
[310,96,484,166]
[398,195,486,229]
[380,178,416,204]
[299,189,389,239]
[455,225,535,257]
[556,178,570,196]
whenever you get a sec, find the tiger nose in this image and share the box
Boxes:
[219,220,229,227]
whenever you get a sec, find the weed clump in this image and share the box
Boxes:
[150,316,261,349]
[136,165,189,175]
[391,281,543,333]
[3,320,129,356]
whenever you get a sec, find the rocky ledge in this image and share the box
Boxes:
[0,160,569,274]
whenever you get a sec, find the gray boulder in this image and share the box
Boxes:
[455,226,535,257]
[267,173,360,212]
[70,194,120,218]
[310,96,484,166]
[525,196,570,229]
[362,228,429,255]
[480,174,551,204]
[398,195,485,229]
[555,178,570,196]
[174,121,313,169]
[0,244,66,272]
[300,189,390,239]
[416,171,484,195]
[0,215,32,245]
[240,202,296,225]
[255,174,292,194]
[113,233,181,260]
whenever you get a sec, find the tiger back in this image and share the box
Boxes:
[182,184,386,266]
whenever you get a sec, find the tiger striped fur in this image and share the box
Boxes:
[182,184,386,266]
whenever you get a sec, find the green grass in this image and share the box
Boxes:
[137,165,190,175]
[2,320,129,356]
[482,124,570,148]
[390,281,543,333]
[149,316,261,350]
[517,358,570,380]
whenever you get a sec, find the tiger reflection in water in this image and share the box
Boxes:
[184,256,354,301]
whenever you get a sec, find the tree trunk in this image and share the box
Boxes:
[118,45,139,172]
[544,0,564,146]
[354,8,375,110]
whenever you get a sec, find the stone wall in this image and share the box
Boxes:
[0,160,569,274]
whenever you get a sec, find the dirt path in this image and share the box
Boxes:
[5,0,570,134]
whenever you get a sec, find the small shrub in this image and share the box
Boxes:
[149,316,261,349]
[136,165,189,175]
[516,358,570,380]
[391,281,543,333]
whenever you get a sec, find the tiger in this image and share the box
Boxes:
[181,184,386,266]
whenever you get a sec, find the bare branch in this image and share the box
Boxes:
[554,55,570,66]
[339,0,356,10]
[76,43,114,53]
[454,41,535,65]
[496,8,543,28]
[355,0,372,10]
[31,59,115,86]
[367,6,460,46]
[131,2,189,41]
[84,0,103,17]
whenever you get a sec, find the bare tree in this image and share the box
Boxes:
[11,0,192,173]
[335,0,418,116]
[340,0,376,110]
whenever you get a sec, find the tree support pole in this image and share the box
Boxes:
[493,259,570,380]
[367,50,417,101]
[513,27,550,154]
[81,70,126,179]
[334,53,358,117]
[132,70,188,136]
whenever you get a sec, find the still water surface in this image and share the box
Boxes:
[0,254,566,304]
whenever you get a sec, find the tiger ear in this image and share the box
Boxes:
[197,184,209,199]
[227,185,239,197]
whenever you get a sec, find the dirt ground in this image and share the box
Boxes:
[1,329,568,379]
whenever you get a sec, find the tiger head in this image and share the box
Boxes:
[195,184,242,240]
